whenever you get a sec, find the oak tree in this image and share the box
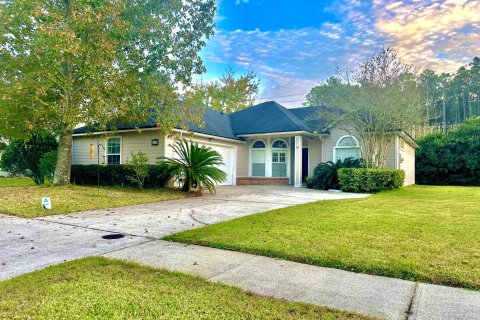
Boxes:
[0,0,216,185]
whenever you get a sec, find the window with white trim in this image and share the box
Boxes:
[334,136,360,161]
[107,137,121,165]
[251,140,266,176]
[271,139,287,177]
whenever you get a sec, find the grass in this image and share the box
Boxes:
[166,185,480,290]
[0,177,35,187]
[0,184,184,218]
[0,257,371,320]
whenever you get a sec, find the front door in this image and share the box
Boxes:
[302,147,308,180]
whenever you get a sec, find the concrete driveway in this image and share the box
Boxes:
[0,186,368,280]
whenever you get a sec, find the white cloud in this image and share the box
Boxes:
[200,0,480,106]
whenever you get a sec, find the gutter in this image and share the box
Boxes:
[72,127,246,144]
[237,130,328,139]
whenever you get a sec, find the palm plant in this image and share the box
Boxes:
[313,157,362,190]
[161,139,227,195]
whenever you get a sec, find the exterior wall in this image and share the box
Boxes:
[384,139,396,169]
[399,137,416,185]
[307,138,322,177]
[121,131,165,164]
[236,142,249,177]
[72,130,165,165]
[322,129,416,186]
[72,135,102,165]
[383,136,416,186]
[321,128,352,162]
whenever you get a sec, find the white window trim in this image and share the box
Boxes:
[333,135,360,161]
[251,139,266,149]
[271,138,288,149]
[106,136,122,165]
[250,139,266,177]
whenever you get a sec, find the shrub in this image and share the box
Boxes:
[416,117,480,185]
[0,132,58,185]
[70,164,171,189]
[125,151,150,189]
[160,139,226,195]
[304,177,314,188]
[39,151,58,184]
[312,157,362,190]
[338,168,405,193]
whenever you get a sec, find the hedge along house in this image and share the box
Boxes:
[72,101,418,187]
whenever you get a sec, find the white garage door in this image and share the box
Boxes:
[195,141,235,186]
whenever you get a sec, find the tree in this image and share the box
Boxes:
[39,150,58,184]
[161,139,227,195]
[0,0,216,186]
[125,151,149,189]
[305,48,426,168]
[185,68,260,114]
[0,132,58,184]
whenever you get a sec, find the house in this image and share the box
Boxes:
[72,101,418,187]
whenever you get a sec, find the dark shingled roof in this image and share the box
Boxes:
[185,108,237,140]
[229,101,313,135]
[73,101,331,139]
[289,105,333,133]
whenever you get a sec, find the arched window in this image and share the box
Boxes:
[271,139,287,149]
[334,136,360,161]
[252,140,266,148]
[251,140,266,176]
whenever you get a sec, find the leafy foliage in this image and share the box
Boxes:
[420,57,480,130]
[0,132,58,185]
[0,0,216,185]
[305,48,426,168]
[70,164,172,189]
[125,151,150,189]
[39,151,58,184]
[161,139,227,195]
[338,168,405,193]
[416,117,480,185]
[185,68,260,114]
[312,157,362,190]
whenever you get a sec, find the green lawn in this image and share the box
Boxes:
[166,185,480,290]
[0,177,35,187]
[0,184,184,218]
[0,257,371,320]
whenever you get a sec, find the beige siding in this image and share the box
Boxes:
[236,142,249,177]
[400,137,416,185]
[384,138,396,169]
[72,130,166,165]
[321,128,354,162]
[164,133,241,159]
[121,131,165,165]
[307,138,322,177]
[383,136,416,185]
[72,135,101,165]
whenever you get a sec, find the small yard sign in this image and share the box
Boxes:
[41,197,52,210]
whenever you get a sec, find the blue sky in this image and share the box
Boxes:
[198,0,480,107]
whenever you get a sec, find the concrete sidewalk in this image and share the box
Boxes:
[105,240,480,320]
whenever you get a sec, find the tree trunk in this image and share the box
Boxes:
[53,126,73,186]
